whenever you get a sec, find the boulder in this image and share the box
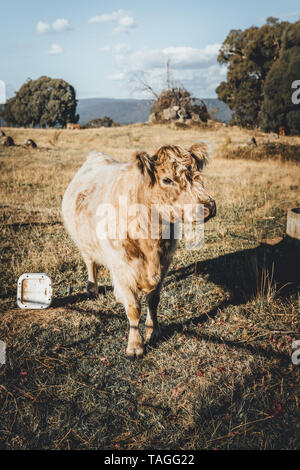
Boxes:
[24,139,37,148]
[268,132,279,140]
[177,107,189,120]
[0,136,14,146]
[248,136,257,146]
[149,112,159,123]
[163,107,178,121]
[191,113,202,123]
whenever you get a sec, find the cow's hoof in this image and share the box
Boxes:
[87,281,98,299]
[126,345,144,359]
[144,327,160,345]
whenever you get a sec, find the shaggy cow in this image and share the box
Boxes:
[62,143,216,357]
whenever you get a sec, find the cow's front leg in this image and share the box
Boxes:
[145,286,161,344]
[126,304,143,358]
[112,275,143,358]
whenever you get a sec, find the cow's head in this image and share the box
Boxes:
[135,142,216,224]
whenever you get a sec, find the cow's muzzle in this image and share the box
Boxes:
[204,199,216,222]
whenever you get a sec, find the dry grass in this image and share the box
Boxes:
[0,123,299,450]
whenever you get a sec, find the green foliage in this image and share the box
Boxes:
[84,116,116,128]
[0,76,78,128]
[217,19,290,127]
[260,21,300,134]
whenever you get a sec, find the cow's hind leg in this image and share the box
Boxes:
[112,274,143,358]
[84,255,98,298]
[144,285,162,344]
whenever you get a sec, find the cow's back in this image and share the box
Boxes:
[61,151,134,263]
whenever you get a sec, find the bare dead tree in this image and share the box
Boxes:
[128,70,159,99]
[166,58,171,90]
[129,58,173,99]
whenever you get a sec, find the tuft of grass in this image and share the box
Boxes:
[48,130,62,147]
[220,142,300,163]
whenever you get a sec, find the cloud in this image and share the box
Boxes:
[108,72,125,81]
[100,45,111,52]
[37,18,70,34]
[88,10,137,33]
[114,15,136,33]
[47,43,63,55]
[279,11,300,19]
[115,43,131,53]
[52,19,70,32]
[88,10,126,24]
[130,44,221,70]
[111,43,225,97]
[100,43,131,54]
[37,21,51,34]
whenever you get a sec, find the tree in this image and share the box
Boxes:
[260,21,300,134]
[0,76,78,127]
[216,18,290,127]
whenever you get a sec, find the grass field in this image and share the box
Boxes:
[0,123,299,450]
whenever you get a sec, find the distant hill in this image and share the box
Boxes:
[77,97,231,125]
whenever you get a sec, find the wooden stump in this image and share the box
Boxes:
[287,207,300,240]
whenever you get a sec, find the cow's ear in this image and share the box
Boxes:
[189,142,213,171]
[134,151,156,185]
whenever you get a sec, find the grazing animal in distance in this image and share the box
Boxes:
[279,126,286,137]
[66,123,80,130]
[62,142,216,357]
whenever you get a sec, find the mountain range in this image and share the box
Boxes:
[77,97,232,125]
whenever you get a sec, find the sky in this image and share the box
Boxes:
[0,0,300,100]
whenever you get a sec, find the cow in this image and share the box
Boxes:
[67,123,80,130]
[62,142,216,357]
[279,126,286,137]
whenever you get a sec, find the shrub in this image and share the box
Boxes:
[83,116,117,129]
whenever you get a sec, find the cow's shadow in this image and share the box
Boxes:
[168,236,299,304]
[52,285,113,307]
[157,236,300,340]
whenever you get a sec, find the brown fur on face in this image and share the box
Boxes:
[135,143,211,189]
[135,151,156,186]
[135,143,214,224]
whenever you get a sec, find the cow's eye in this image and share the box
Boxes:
[162,178,173,185]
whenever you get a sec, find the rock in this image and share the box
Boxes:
[268,132,279,140]
[191,113,202,123]
[149,112,158,123]
[163,107,178,121]
[0,136,14,146]
[248,136,257,146]
[177,107,188,120]
[24,139,37,148]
